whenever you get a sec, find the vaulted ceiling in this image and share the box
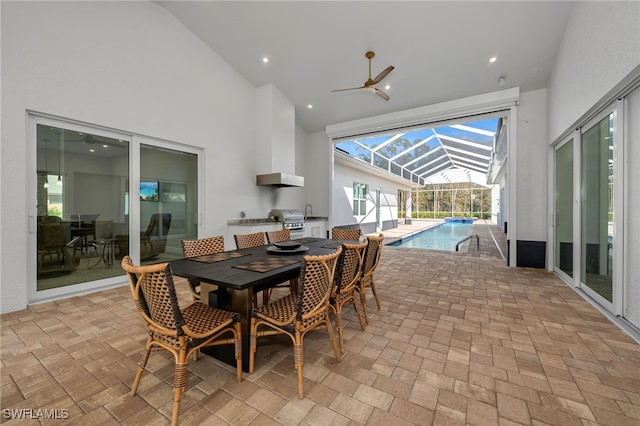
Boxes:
[158,1,574,184]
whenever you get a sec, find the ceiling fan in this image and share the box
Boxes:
[65,134,125,149]
[331,51,394,100]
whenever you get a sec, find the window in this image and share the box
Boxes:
[353,182,368,216]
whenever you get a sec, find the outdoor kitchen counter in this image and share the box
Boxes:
[227,218,277,225]
[303,216,328,221]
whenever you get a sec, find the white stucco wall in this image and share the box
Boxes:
[303,131,332,218]
[547,1,640,142]
[332,159,406,232]
[516,89,548,241]
[0,1,306,312]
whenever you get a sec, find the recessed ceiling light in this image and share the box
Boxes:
[385,84,390,90]
[262,57,269,63]
[489,56,497,63]
[89,149,95,152]
[307,104,313,109]
[102,144,108,148]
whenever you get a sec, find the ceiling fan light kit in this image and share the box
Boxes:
[331,51,394,100]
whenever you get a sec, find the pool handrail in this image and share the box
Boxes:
[455,234,479,252]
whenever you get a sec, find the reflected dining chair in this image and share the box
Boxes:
[181,235,225,301]
[265,228,298,300]
[234,232,268,306]
[331,227,362,240]
[329,240,368,353]
[121,256,242,426]
[356,234,384,324]
[249,248,343,398]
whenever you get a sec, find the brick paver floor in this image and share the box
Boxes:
[2,234,640,424]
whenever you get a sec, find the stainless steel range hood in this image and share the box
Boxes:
[256,172,304,188]
[255,84,305,188]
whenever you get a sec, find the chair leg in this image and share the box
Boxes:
[171,352,188,426]
[131,338,152,396]
[293,335,304,399]
[333,305,346,354]
[249,318,257,374]
[325,317,342,363]
[234,321,243,382]
[358,287,369,324]
[370,278,381,310]
[350,297,366,331]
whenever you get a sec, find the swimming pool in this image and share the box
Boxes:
[389,221,474,251]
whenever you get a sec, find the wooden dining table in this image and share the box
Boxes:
[169,237,350,371]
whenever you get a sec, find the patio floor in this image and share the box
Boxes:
[2,223,640,425]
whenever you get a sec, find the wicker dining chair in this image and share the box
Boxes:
[234,232,268,306]
[356,233,384,324]
[121,256,242,426]
[181,235,225,301]
[329,240,368,353]
[265,228,298,300]
[233,232,265,249]
[265,228,291,244]
[249,248,343,398]
[331,227,362,240]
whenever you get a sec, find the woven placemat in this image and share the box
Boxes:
[321,242,342,249]
[293,237,319,244]
[233,257,299,273]
[188,251,249,263]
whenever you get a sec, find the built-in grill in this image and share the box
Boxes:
[269,209,305,238]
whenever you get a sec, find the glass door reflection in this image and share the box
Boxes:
[581,113,614,303]
[555,139,573,276]
[36,124,129,291]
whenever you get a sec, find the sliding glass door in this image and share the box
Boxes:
[624,86,640,329]
[138,143,198,266]
[31,116,199,300]
[580,111,614,305]
[554,139,573,277]
[35,123,130,292]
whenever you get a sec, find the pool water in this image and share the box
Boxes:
[389,221,473,251]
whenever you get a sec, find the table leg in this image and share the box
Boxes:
[200,287,253,372]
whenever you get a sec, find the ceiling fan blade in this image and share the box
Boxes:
[371,65,394,85]
[375,87,390,101]
[331,86,366,93]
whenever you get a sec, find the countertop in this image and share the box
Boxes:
[227,218,276,226]
[227,216,327,226]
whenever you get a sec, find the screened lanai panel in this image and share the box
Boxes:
[334,117,499,185]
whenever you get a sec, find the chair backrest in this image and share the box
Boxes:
[331,227,361,240]
[361,234,384,277]
[234,232,265,249]
[181,235,225,258]
[296,248,342,321]
[80,213,99,224]
[121,256,185,336]
[93,220,113,240]
[265,229,291,244]
[333,240,368,295]
[39,215,62,224]
[143,213,172,239]
[38,223,66,250]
